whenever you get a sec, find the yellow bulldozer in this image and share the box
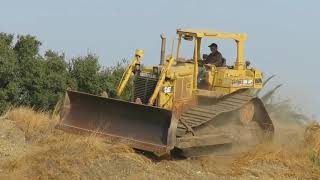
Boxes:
[59,29,274,157]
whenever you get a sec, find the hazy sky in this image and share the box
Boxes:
[1,0,319,117]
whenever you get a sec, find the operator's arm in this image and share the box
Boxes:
[198,59,205,66]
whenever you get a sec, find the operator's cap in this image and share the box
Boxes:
[208,43,218,48]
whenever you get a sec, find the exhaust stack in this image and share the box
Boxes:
[160,33,166,65]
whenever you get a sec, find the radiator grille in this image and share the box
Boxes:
[133,76,158,104]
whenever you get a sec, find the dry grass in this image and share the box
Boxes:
[2,107,320,179]
[305,122,320,152]
[305,122,320,168]
[1,107,152,179]
[4,107,57,142]
[3,134,149,179]
[231,122,320,179]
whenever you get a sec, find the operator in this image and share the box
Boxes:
[204,43,224,67]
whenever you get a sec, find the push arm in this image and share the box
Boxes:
[148,56,174,105]
[116,49,144,96]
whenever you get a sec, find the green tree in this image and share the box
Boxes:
[14,35,41,62]
[0,33,18,113]
[13,35,45,108]
[100,59,132,100]
[0,32,132,114]
[0,33,14,47]
[69,54,104,95]
[34,50,68,110]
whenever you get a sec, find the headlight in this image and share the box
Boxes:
[255,78,262,84]
[153,66,160,75]
[163,86,173,93]
[134,63,141,71]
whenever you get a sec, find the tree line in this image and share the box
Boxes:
[0,33,131,114]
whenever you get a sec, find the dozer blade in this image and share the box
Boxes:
[58,90,176,154]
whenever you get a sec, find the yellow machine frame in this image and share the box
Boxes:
[116,29,263,110]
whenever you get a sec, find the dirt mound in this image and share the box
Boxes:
[0,107,320,179]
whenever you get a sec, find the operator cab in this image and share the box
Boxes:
[175,29,262,93]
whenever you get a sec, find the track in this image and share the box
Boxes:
[176,89,258,137]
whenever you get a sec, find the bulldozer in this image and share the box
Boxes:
[59,29,274,157]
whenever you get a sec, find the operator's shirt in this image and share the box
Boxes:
[204,51,224,67]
